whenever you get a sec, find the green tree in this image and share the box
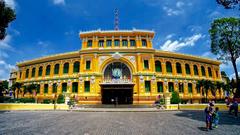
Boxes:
[170,91,181,104]
[216,0,240,9]
[209,17,240,97]
[0,0,16,40]
[12,82,22,99]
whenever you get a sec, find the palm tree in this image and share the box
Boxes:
[12,82,23,99]
[28,84,37,98]
[216,81,224,98]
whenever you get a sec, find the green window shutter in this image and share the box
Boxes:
[122,40,128,46]
[36,85,40,94]
[144,60,149,69]
[208,67,212,77]
[166,62,172,73]
[179,83,183,93]
[87,40,92,48]
[98,40,104,47]
[86,61,91,70]
[73,62,80,73]
[54,64,59,75]
[44,84,48,94]
[185,64,190,75]
[194,65,198,75]
[53,83,57,93]
[72,82,78,93]
[26,69,29,78]
[201,66,205,76]
[130,40,136,47]
[31,68,35,78]
[176,63,182,74]
[157,82,163,93]
[84,81,90,92]
[63,63,69,74]
[142,39,147,47]
[62,83,67,93]
[107,40,112,47]
[38,67,42,76]
[168,82,174,92]
[145,81,151,93]
[114,40,120,46]
[188,83,192,93]
[155,61,162,72]
[46,65,50,75]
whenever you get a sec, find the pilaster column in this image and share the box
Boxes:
[127,36,130,47]
[29,68,32,79]
[111,36,114,48]
[136,36,141,48]
[104,37,107,48]
[120,36,122,47]
[48,82,53,95]
[181,64,186,76]
[57,81,61,94]
[198,66,202,77]
[40,82,44,95]
[190,64,194,77]
[192,81,197,96]
[69,62,74,75]
[67,80,72,93]
[205,66,209,78]
[174,80,178,92]
[42,65,46,78]
[59,63,63,76]
[137,54,142,71]
[172,63,177,75]
[50,64,54,77]
[163,79,168,93]
[162,62,166,75]
[151,55,155,72]
[183,81,188,95]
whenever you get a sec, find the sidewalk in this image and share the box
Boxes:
[70,107,165,112]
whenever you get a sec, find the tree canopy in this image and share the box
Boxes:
[0,0,16,40]
[216,0,240,9]
[209,17,240,97]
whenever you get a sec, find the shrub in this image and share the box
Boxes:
[57,94,65,104]
[19,98,35,103]
[171,91,181,104]
[43,99,52,104]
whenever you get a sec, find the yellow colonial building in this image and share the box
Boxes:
[16,29,223,104]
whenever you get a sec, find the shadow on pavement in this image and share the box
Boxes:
[175,110,240,127]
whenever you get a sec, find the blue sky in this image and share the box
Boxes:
[0,0,239,80]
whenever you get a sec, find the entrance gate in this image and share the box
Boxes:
[101,84,134,104]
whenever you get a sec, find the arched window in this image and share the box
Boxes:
[26,69,29,78]
[208,67,212,77]
[185,64,191,75]
[166,61,172,73]
[176,62,182,74]
[38,66,43,77]
[44,84,48,94]
[54,64,59,75]
[72,82,78,93]
[201,66,206,76]
[63,63,69,74]
[52,83,57,93]
[168,82,174,92]
[179,83,184,93]
[62,83,67,93]
[188,83,192,93]
[73,61,80,73]
[155,61,162,72]
[193,65,198,75]
[31,68,35,78]
[46,65,51,76]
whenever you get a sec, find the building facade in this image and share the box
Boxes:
[16,29,223,104]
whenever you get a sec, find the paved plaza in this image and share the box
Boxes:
[0,110,240,135]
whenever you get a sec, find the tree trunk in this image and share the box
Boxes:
[232,59,240,98]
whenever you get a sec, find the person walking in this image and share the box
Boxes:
[213,107,220,128]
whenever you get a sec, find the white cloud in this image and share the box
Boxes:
[163,6,183,16]
[229,72,240,79]
[4,0,16,9]
[52,0,65,5]
[0,60,16,80]
[165,34,175,40]
[176,1,184,8]
[160,34,203,52]
[0,35,13,50]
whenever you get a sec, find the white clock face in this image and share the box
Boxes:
[112,68,122,78]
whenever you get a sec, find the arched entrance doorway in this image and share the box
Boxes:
[100,62,134,104]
